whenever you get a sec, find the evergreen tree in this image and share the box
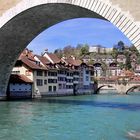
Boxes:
[125,54,132,70]
[112,47,118,58]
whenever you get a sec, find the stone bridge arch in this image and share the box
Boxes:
[95,85,118,94]
[0,0,140,97]
[126,85,140,94]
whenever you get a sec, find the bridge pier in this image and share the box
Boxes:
[0,78,9,100]
[116,85,127,95]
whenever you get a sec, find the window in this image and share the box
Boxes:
[59,84,62,89]
[44,71,47,76]
[66,85,73,89]
[86,70,89,74]
[49,86,52,92]
[70,73,73,76]
[74,71,79,76]
[36,79,43,86]
[63,84,66,89]
[36,61,40,65]
[53,86,56,92]
[66,79,73,83]
[44,80,47,85]
[86,76,89,81]
[36,71,43,76]
[12,71,20,74]
[48,79,57,83]
[58,70,65,74]
[25,70,31,76]
[91,71,94,75]
[48,72,57,76]
[74,77,79,81]
[58,77,66,81]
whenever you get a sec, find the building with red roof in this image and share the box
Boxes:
[11,49,95,97]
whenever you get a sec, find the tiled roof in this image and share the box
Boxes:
[66,58,82,66]
[35,55,50,65]
[46,63,58,70]
[9,74,33,83]
[99,76,118,81]
[57,62,68,69]
[131,76,140,81]
[21,56,47,70]
[18,48,34,60]
[46,52,61,63]
[124,70,134,76]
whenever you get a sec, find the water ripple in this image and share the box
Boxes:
[36,98,140,111]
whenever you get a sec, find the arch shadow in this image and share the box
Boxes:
[95,85,118,94]
[126,85,140,95]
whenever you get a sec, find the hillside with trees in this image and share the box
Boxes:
[54,41,140,70]
[54,44,89,59]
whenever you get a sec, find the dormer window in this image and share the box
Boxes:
[36,61,40,65]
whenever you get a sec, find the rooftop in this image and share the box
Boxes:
[9,74,33,83]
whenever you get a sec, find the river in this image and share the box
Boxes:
[0,93,140,140]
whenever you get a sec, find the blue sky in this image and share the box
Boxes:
[27,18,132,54]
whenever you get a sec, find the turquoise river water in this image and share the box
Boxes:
[0,94,140,140]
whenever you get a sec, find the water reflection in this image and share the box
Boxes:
[34,98,140,111]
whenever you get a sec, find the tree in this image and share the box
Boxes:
[125,54,132,70]
[114,41,125,53]
[137,56,140,64]
[118,41,125,51]
[119,62,125,70]
[112,47,118,59]
[80,44,89,56]
[129,45,140,56]
[87,59,94,65]
[63,45,75,57]
[100,61,108,76]
[54,49,63,58]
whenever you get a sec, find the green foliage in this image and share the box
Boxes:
[54,43,140,73]
[111,43,139,70]
[137,57,140,64]
[129,45,140,56]
[80,44,89,56]
[118,41,125,51]
[87,59,94,65]
[119,62,125,70]
[125,53,132,70]
[112,47,118,59]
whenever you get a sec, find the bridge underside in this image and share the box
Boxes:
[0,3,105,97]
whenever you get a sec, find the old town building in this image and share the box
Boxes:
[11,49,95,97]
